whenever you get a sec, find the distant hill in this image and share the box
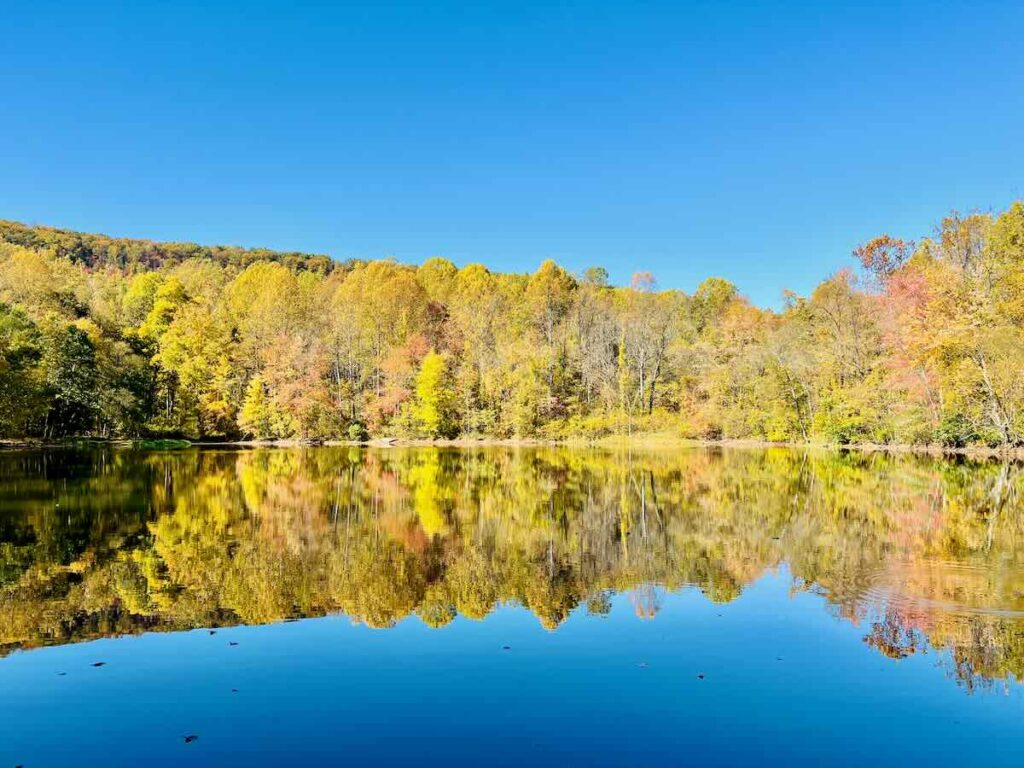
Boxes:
[0,219,338,274]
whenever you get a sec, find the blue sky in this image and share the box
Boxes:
[2,1,1022,306]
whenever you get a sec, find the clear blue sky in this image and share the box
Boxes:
[2,1,1022,306]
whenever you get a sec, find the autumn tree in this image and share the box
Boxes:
[0,203,1023,446]
[411,351,457,438]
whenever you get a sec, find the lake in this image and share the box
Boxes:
[1,446,1023,766]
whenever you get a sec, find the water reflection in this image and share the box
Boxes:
[1,446,1022,692]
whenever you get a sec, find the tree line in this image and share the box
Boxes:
[0,202,1022,445]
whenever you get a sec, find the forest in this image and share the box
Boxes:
[0,202,1022,446]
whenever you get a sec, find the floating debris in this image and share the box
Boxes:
[502,645,511,651]
[91,662,106,668]
[229,641,239,647]
[183,735,199,744]
[697,673,705,680]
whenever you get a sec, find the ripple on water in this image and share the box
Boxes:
[855,558,1024,619]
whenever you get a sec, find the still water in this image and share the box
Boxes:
[1,446,1023,766]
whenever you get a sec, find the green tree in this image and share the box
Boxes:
[42,323,99,437]
[0,304,46,434]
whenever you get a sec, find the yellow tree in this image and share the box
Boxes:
[412,351,457,438]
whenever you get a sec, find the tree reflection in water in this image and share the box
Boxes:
[1,446,1022,692]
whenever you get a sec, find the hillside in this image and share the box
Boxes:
[0,219,337,274]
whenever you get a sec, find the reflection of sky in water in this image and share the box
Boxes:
[3,571,1024,767]
[2,447,1024,765]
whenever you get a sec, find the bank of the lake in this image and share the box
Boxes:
[3,434,1024,459]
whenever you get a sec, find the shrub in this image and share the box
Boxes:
[935,413,977,448]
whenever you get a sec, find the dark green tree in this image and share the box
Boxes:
[43,324,99,437]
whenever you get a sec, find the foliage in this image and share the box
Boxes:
[410,351,457,438]
[1,203,1024,445]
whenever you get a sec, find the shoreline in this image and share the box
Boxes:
[2,435,1022,459]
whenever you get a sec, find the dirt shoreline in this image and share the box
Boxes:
[1,435,1022,459]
